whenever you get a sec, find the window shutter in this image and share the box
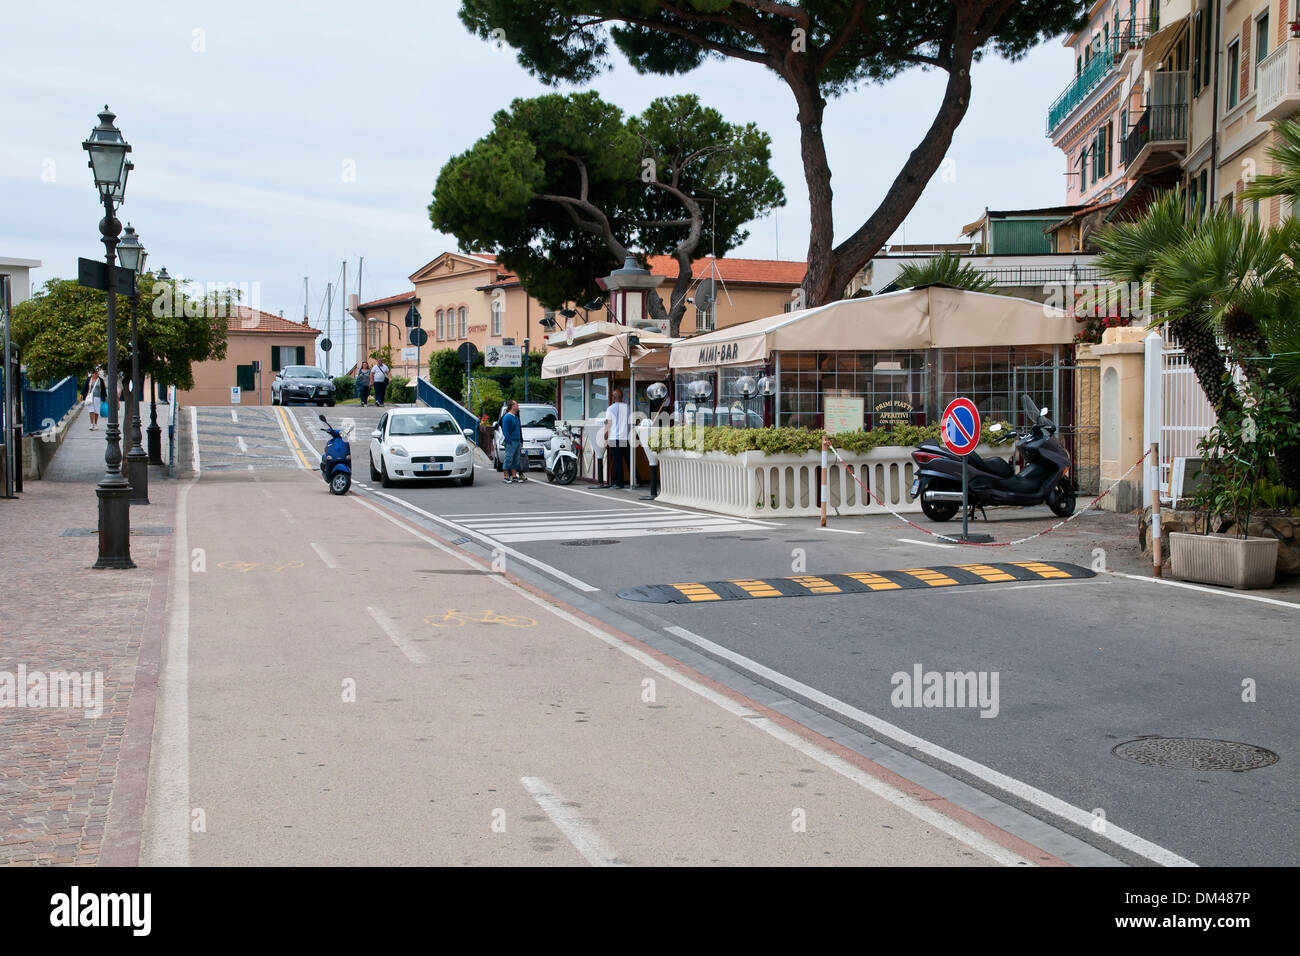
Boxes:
[272,349,281,372]
[296,346,305,365]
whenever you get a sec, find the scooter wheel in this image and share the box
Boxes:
[556,459,577,485]
[920,497,959,521]
[546,470,556,483]
[1048,478,1076,517]
[330,472,351,495]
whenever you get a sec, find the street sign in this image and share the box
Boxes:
[230,387,241,405]
[251,360,261,373]
[408,327,428,348]
[941,397,981,457]
[320,338,333,353]
[457,342,479,365]
[401,346,418,362]
[404,305,422,328]
[485,345,523,368]
[77,257,136,297]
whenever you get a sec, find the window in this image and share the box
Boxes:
[1193,11,1203,95]
[774,350,929,429]
[437,309,445,340]
[1079,149,1088,191]
[1256,14,1269,86]
[367,320,379,349]
[1199,169,1208,218]
[1227,39,1239,109]
[1102,23,1109,50]
[458,307,467,338]
[560,376,584,420]
[1202,3,1213,89]
[1077,54,1082,76]
[491,299,502,336]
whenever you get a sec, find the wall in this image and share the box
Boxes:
[179,333,316,407]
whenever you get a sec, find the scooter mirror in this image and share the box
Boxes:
[1041,408,1049,418]
[989,423,1002,433]
[318,414,328,423]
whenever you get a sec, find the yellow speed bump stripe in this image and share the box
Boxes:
[618,562,1095,604]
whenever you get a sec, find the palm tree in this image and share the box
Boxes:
[1241,117,1300,208]
[893,252,996,293]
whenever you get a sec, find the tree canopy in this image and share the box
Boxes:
[11,276,228,391]
[430,91,784,335]
[459,0,1088,306]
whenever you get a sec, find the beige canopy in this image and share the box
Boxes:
[669,286,1074,370]
[542,335,630,379]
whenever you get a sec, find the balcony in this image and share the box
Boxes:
[1121,102,1188,173]
[1258,38,1300,123]
[1047,21,1153,136]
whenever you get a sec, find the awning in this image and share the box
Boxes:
[541,335,630,379]
[629,345,671,380]
[668,286,1073,370]
[1141,7,1190,72]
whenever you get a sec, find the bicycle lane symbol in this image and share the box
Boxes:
[424,609,537,629]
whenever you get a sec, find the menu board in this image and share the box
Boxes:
[823,395,865,434]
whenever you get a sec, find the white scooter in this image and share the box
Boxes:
[544,424,580,485]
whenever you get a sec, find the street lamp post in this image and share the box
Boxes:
[83,106,134,569]
[146,266,169,465]
[117,224,149,504]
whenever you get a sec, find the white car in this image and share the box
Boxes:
[369,408,476,487]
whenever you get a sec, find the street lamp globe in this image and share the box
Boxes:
[117,223,143,273]
[82,106,132,204]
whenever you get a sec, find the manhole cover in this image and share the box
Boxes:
[1112,737,1279,772]
[561,539,621,546]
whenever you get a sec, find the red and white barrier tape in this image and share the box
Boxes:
[825,443,1155,548]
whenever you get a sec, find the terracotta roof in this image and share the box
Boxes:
[226,307,319,336]
[357,290,416,310]
[644,255,806,285]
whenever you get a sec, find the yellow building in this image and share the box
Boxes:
[178,307,319,407]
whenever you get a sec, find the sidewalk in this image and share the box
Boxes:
[0,412,174,865]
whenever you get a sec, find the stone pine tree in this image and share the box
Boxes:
[430,91,785,335]
[459,0,1089,306]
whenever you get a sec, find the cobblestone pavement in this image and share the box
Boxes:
[0,472,173,865]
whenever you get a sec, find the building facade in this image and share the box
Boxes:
[179,307,318,407]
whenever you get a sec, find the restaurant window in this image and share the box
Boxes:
[776,350,927,429]
[458,307,468,338]
[719,364,767,428]
[938,346,1055,427]
[589,375,610,419]
[673,370,716,426]
[560,376,584,421]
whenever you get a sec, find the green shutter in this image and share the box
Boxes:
[272,349,281,372]
[296,346,305,365]
[236,364,255,391]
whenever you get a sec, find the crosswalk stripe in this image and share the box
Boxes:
[449,507,760,542]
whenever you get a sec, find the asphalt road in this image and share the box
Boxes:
[214,401,1300,866]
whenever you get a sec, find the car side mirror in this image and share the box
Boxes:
[370,429,382,439]
[463,428,475,440]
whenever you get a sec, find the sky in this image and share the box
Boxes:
[1,0,1075,373]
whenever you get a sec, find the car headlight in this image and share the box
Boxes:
[455,443,469,456]
[390,444,409,457]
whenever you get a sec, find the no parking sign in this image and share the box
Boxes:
[941,398,980,456]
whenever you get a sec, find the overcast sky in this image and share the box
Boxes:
[1,1,1073,369]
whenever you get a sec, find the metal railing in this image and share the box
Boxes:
[1121,103,1187,166]
[416,377,478,437]
[21,376,79,435]
[1047,20,1153,135]
[978,265,1103,287]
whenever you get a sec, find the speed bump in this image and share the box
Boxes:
[617,562,1095,604]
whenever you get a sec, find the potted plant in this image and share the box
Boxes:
[1169,380,1299,589]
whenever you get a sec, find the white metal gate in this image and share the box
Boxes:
[1159,331,1219,501]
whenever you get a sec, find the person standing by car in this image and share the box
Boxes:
[356,362,371,406]
[372,359,389,407]
[500,400,524,483]
[602,388,630,489]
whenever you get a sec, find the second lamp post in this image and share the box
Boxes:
[116,223,149,504]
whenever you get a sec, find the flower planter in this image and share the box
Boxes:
[1168,532,1280,590]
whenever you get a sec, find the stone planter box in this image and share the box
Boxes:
[1169,532,1280,589]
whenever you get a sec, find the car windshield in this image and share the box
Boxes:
[389,414,459,436]
[519,406,557,429]
[285,367,325,378]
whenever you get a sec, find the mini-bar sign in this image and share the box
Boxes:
[694,342,740,365]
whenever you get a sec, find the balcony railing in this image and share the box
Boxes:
[1258,37,1300,123]
[1047,19,1154,135]
[1121,103,1188,167]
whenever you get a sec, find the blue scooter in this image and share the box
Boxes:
[318,415,352,495]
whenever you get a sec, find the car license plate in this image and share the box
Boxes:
[910,476,919,498]
[421,464,446,473]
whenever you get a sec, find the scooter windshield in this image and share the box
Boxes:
[1020,394,1043,428]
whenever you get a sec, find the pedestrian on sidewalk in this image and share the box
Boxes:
[84,369,108,430]
[501,400,525,483]
[372,360,389,407]
[601,388,630,489]
[356,362,371,406]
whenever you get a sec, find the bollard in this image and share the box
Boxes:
[1149,443,1162,578]
[820,438,829,527]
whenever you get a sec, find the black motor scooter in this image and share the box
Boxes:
[910,394,1075,522]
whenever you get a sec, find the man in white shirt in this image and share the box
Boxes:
[372,360,390,406]
[602,388,630,489]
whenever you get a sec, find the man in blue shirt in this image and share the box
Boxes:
[500,401,524,483]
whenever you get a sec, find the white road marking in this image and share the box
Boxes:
[230,409,238,423]
[366,606,427,665]
[363,491,599,592]
[664,624,1195,868]
[189,406,200,475]
[272,406,309,470]
[817,526,864,535]
[898,537,956,549]
[1107,571,1300,610]
[533,475,782,527]
[247,464,254,472]
[143,478,195,866]
[521,777,624,867]
[311,542,339,569]
[451,507,756,543]
[350,492,1030,867]
[280,508,295,522]
[237,436,248,454]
